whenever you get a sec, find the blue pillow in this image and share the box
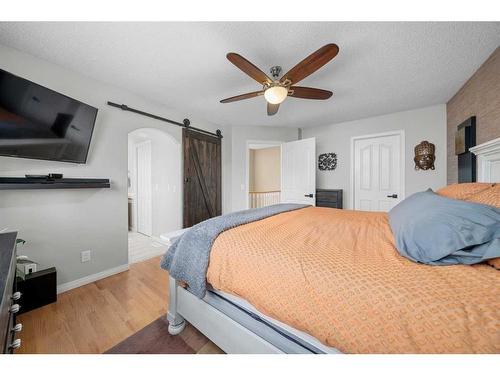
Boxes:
[388,189,500,265]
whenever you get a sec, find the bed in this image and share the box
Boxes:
[164,137,500,354]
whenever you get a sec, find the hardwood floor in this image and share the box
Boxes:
[17,256,170,354]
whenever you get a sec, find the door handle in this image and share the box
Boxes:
[386,194,398,199]
[304,193,314,198]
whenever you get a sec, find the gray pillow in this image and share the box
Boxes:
[388,189,500,265]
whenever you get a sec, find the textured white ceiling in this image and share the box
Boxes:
[0,22,498,128]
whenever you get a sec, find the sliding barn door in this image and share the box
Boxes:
[183,129,222,228]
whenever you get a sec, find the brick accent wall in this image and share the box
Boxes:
[447,47,500,183]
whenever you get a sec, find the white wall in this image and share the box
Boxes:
[128,128,182,237]
[301,105,447,209]
[231,126,299,212]
[0,43,231,287]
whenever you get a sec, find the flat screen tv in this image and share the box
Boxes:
[0,69,98,163]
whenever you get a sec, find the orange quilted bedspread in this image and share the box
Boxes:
[206,207,500,353]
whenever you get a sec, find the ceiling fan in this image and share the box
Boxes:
[220,44,339,116]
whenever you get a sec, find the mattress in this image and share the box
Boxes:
[205,287,340,354]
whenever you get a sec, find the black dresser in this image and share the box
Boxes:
[316,189,343,209]
[0,232,22,354]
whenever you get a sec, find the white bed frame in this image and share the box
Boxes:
[167,276,285,353]
[166,137,500,354]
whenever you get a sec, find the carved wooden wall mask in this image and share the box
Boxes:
[414,141,436,170]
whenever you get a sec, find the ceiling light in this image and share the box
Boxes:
[264,85,288,105]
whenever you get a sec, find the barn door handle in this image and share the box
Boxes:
[387,194,398,198]
[304,193,314,198]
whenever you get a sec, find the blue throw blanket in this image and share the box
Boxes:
[389,189,500,265]
[161,204,308,298]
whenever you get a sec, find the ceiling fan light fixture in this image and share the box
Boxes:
[221,44,339,115]
[264,85,288,105]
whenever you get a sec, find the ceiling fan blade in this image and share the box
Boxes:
[288,86,333,100]
[227,53,272,84]
[280,44,339,85]
[267,103,279,116]
[220,90,264,103]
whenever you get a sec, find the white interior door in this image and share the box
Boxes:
[136,140,152,236]
[281,137,316,205]
[353,132,403,211]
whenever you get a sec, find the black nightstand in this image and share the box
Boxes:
[16,267,57,314]
[316,189,343,209]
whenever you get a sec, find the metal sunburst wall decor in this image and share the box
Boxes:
[318,153,337,171]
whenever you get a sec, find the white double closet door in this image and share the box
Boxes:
[353,132,404,212]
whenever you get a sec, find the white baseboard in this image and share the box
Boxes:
[151,235,169,245]
[57,264,129,294]
[128,236,168,265]
[128,247,166,264]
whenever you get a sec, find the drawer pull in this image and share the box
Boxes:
[11,291,22,301]
[11,323,23,333]
[9,304,20,314]
[9,339,21,350]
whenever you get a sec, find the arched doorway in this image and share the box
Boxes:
[127,128,182,263]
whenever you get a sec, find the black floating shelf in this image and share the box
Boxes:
[0,177,110,190]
